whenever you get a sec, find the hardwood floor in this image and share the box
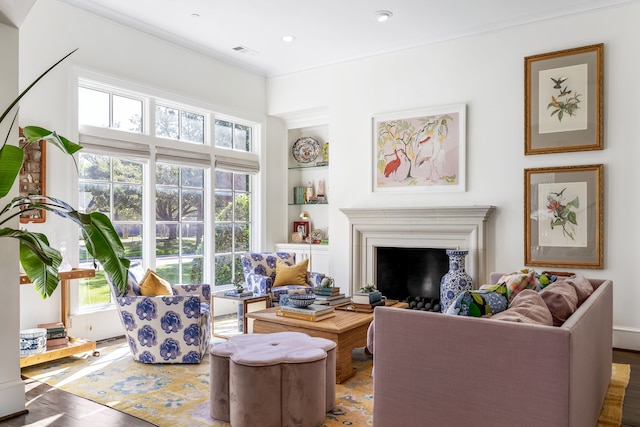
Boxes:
[2,377,155,427]
[613,348,640,427]
[4,348,638,426]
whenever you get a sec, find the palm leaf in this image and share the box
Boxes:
[0,145,24,198]
[0,228,62,298]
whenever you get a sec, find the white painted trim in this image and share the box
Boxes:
[340,206,495,295]
[613,326,640,351]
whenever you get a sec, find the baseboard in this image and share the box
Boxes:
[613,326,640,351]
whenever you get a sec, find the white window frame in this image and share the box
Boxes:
[70,69,262,318]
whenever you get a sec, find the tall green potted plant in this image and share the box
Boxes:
[0,49,129,298]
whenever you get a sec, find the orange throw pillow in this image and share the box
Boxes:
[139,269,173,296]
[273,259,309,287]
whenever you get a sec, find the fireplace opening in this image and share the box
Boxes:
[375,247,449,303]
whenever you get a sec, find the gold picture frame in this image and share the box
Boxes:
[524,164,603,269]
[525,43,603,155]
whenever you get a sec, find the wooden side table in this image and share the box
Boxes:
[19,268,97,368]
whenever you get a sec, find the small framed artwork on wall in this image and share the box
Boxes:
[524,164,603,269]
[525,43,603,155]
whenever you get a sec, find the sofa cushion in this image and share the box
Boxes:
[139,269,173,296]
[446,283,508,317]
[491,289,553,325]
[539,282,578,326]
[273,258,309,287]
[498,270,537,301]
[559,274,593,306]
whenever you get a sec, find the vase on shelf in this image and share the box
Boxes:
[440,249,473,313]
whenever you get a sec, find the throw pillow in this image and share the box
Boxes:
[446,283,509,317]
[539,282,578,326]
[498,269,537,301]
[139,269,173,296]
[491,289,553,325]
[272,258,309,287]
[559,274,593,306]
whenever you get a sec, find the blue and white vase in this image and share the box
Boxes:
[440,249,473,313]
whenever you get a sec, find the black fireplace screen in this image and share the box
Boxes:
[375,247,449,301]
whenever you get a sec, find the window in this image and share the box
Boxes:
[79,87,143,133]
[214,170,251,287]
[78,153,144,306]
[215,119,252,151]
[76,78,260,312]
[156,104,205,144]
[155,163,205,284]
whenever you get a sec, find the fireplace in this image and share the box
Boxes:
[340,206,495,296]
[376,247,448,301]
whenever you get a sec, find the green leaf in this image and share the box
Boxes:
[566,197,580,209]
[20,232,63,298]
[0,228,61,298]
[567,210,578,226]
[23,126,82,155]
[83,212,129,286]
[0,145,23,198]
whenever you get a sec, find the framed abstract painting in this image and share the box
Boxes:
[372,104,466,193]
[524,164,603,269]
[525,43,603,155]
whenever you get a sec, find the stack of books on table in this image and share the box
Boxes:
[37,322,69,349]
[314,286,341,297]
[276,304,336,322]
[348,290,385,313]
[314,293,351,307]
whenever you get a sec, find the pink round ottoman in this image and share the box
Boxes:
[210,332,336,427]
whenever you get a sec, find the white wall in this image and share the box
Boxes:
[266,3,640,349]
[18,0,266,341]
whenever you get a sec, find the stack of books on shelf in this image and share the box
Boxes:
[37,322,69,350]
[276,304,336,322]
[349,290,385,313]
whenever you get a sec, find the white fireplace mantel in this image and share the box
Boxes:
[340,206,495,295]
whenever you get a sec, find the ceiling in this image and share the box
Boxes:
[58,0,634,77]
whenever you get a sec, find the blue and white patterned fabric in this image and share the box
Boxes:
[241,252,324,305]
[108,262,211,364]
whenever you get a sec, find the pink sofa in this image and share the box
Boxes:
[371,277,613,427]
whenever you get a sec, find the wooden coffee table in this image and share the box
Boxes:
[246,303,406,383]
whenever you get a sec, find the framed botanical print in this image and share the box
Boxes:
[525,43,603,155]
[524,164,603,269]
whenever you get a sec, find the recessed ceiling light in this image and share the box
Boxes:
[374,10,393,22]
[282,35,296,43]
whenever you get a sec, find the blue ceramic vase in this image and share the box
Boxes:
[440,249,473,313]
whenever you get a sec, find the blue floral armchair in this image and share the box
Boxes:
[241,252,324,304]
[108,262,211,364]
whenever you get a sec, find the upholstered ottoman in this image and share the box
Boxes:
[210,332,336,427]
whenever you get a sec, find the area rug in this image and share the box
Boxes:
[598,362,631,427]
[22,340,629,427]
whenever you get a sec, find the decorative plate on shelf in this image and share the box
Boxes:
[291,137,321,163]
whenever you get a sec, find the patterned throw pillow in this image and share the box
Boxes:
[446,283,509,317]
[498,270,537,301]
[272,259,309,287]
